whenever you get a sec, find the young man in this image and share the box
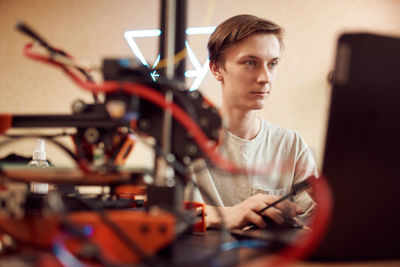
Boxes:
[192,14,318,230]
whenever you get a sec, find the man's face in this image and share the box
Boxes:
[211,33,281,111]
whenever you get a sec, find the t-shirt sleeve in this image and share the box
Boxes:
[185,159,224,206]
[293,135,319,224]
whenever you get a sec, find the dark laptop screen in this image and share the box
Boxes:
[311,33,400,261]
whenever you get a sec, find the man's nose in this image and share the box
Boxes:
[257,65,270,84]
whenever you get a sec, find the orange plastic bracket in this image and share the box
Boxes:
[0,114,12,134]
[184,201,206,232]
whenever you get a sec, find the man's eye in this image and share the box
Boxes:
[269,61,279,68]
[245,60,256,67]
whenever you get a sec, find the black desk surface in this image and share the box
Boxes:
[0,229,399,267]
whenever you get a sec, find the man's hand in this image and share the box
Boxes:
[205,193,304,229]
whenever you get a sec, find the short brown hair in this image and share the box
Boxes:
[207,14,284,64]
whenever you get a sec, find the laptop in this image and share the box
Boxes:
[310,32,400,261]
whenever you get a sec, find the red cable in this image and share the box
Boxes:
[263,175,333,267]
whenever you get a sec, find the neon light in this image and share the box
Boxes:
[125,29,161,38]
[184,40,210,91]
[185,40,202,70]
[150,54,161,81]
[186,26,216,35]
[150,70,160,82]
[124,26,216,90]
[123,31,150,67]
[152,54,161,69]
[185,70,197,78]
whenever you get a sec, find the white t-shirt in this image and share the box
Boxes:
[190,118,318,221]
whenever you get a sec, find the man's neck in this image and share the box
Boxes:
[221,106,261,140]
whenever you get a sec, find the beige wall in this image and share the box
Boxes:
[1,0,400,169]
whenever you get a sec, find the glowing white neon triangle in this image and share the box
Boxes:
[124,26,215,91]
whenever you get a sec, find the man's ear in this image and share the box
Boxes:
[209,61,223,82]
